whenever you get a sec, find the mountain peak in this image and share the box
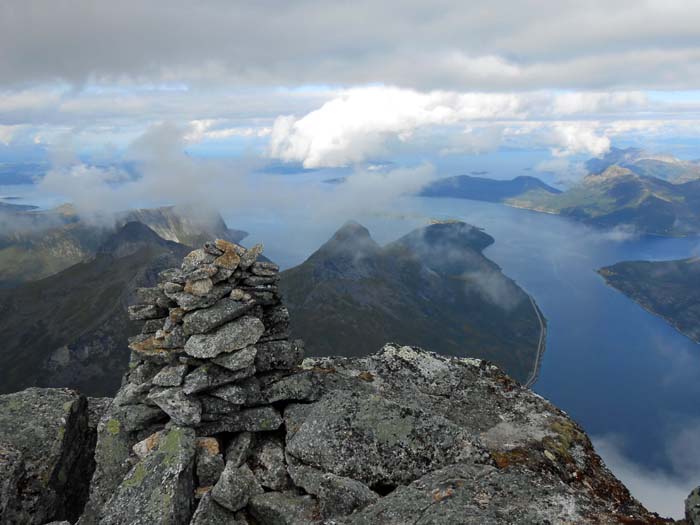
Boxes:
[330,220,372,242]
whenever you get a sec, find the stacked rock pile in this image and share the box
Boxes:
[85,239,322,523]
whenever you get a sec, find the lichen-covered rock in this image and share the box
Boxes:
[247,492,319,525]
[338,463,633,525]
[212,345,257,372]
[0,388,94,525]
[182,364,254,395]
[687,486,700,525]
[286,462,377,519]
[148,387,202,426]
[190,492,241,525]
[99,426,197,525]
[183,298,254,335]
[195,438,225,487]
[285,389,486,487]
[254,340,303,372]
[152,364,188,387]
[247,434,289,491]
[184,317,265,359]
[196,406,283,435]
[211,463,262,512]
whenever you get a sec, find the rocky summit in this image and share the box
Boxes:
[0,239,698,524]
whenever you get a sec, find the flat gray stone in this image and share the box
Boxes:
[247,492,319,525]
[254,340,303,372]
[183,298,255,335]
[99,427,196,525]
[152,364,188,387]
[183,365,253,395]
[211,463,262,513]
[190,492,241,525]
[196,407,282,435]
[184,316,265,359]
[212,346,257,372]
[148,387,202,426]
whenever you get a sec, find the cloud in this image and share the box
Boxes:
[1,1,700,91]
[594,431,700,519]
[268,87,633,167]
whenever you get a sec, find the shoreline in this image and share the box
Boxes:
[524,294,547,388]
[597,272,700,346]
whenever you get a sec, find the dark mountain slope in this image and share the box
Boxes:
[598,257,700,344]
[280,221,544,384]
[0,222,190,396]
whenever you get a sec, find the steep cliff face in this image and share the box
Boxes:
[0,239,693,524]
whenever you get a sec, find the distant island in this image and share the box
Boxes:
[598,257,700,343]
[421,148,700,237]
[420,174,561,203]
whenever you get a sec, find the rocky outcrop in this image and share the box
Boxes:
[687,486,700,524]
[1,238,686,523]
[0,389,108,524]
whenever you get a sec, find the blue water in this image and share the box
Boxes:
[222,195,700,480]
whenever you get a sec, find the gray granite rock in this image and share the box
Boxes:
[248,434,289,491]
[196,407,282,435]
[183,298,255,335]
[210,378,261,406]
[185,317,265,359]
[190,492,241,525]
[128,304,167,321]
[250,262,279,277]
[254,340,303,372]
[182,249,216,273]
[0,388,94,525]
[99,426,196,525]
[212,346,257,372]
[182,364,253,395]
[152,364,188,387]
[148,387,202,426]
[224,433,254,467]
[688,486,700,525]
[211,463,262,513]
[195,438,225,487]
[285,389,485,487]
[247,492,319,525]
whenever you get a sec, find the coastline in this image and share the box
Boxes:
[524,293,547,388]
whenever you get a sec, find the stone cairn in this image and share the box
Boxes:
[119,238,317,522]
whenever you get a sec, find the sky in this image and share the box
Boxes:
[1,0,700,181]
[2,2,700,518]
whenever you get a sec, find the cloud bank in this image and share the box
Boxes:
[2,1,700,91]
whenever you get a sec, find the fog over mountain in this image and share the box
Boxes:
[2,1,700,522]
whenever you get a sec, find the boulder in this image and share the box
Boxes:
[184,317,265,359]
[688,486,700,525]
[0,388,94,524]
[211,463,262,512]
[99,426,197,525]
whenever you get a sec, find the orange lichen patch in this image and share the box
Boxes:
[129,336,156,352]
[357,371,375,382]
[491,448,531,469]
[184,278,214,296]
[169,308,185,323]
[431,486,455,502]
[307,366,336,374]
[133,431,163,459]
[195,437,220,455]
[195,486,212,499]
[214,250,241,270]
[214,239,237,253]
